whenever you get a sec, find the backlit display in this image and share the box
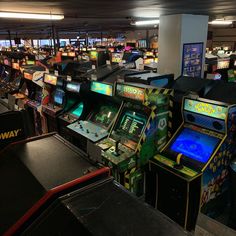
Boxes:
[170,128,220,163]
[91,82,113,96]
[116,84,145,102]
[184,98,227,120]
[44,74,58,86]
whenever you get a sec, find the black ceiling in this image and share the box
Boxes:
[0,0,236,37]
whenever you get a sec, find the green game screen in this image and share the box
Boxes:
[71,102,84,117]
[89,104,118,128]
[91,82,113,96]
[115,111,147,142]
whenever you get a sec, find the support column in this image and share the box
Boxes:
[158,14,209,78]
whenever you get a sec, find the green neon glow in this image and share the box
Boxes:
[72,102,84,117]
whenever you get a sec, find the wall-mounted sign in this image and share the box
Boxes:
[182,42,203,78]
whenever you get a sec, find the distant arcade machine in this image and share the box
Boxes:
[22,67,47,135]
[93,83,173,195]
[146,96,236,230]
[42,73,66,132]
[89,49,110,68]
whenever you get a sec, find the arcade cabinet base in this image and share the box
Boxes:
[22,178,188,236]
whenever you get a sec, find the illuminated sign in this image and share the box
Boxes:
[91,82,113,96]
[44,74,58,86]
[217,59,230,69]
[68,52,76,57]
[26,60,35,65]
[184,98,227,120]
[112,53,123,63]
[90,51,98,61]
[12,63,20,70]
[0,129,21,140]
[4,58,10,66]
[24,72,33,80]
[66,82,81,93]
[116,84,145,102]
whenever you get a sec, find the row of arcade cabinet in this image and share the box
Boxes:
[64,78,173,195]
[0,133,187,236]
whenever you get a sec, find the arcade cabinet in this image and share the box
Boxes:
[146,96,236,230]
[94,82,173,194]
[58,79,90,141]
[67,81,121,154]
[0,110,31,150]
[171,76,215,133]
[205,80,236,104]
[42,73,65,132]
[0,133,110,235]
[55,60,92,77]
[18,178,187,236]
[215,58,230,80]
[125,72,174,88]
[23,67,47,135]
[89,49,110,68]
[87,64,120,81]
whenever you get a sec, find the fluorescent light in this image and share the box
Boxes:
[134,19,160,26]
[209,20,232,25]
[0,12,64,20]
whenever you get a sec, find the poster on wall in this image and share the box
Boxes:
[182,42,203,78]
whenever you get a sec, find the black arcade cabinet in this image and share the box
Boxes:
[171,76,215,132]
[0,133,110,235]
[18,178,188,236]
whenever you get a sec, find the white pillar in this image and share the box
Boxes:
[158,14,209,79]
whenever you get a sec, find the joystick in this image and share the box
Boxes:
[113,139,120,156]
[174,153,183,170]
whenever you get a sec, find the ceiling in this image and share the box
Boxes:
[0,0,236,38]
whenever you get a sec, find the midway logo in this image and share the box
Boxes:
[0,129,22,140]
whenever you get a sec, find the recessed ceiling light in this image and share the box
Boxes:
[209,20,232,25]
[133,19,160,26]
[0,12,64,20]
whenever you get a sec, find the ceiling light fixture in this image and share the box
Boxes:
[0,12,64,20]
[133,19,160,26]
[209,20,232,25]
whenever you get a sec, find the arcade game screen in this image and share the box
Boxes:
[170,128,220,164]
[91,82,113,96]
[217,60,230,69]
[89,104,119,128]
[54,89,65,105]
[26,60,35,65]
[90,51,98,61]
[66,82,81,93]
[111,53,123,63]
[112,110,147,149]
[44,74,58,86]
[71,102,84,117]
